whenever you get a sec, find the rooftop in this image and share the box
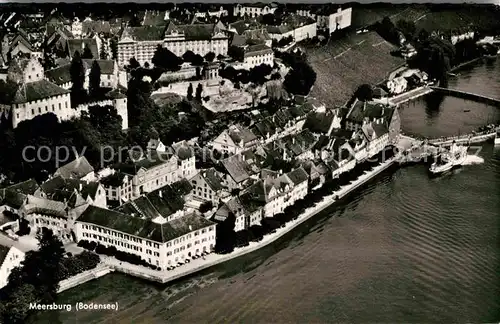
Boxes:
[54,156,94,180]
[78,206,214,243]
[11,80,69,104]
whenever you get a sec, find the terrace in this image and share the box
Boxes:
[306,31,405,108]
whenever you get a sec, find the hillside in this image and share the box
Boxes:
[306,31,405,107]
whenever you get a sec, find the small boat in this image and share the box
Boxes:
[463,109,470,112]
[495,127,500,146]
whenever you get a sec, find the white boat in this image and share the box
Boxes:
[429,142,468,175]
[495,127,500,146]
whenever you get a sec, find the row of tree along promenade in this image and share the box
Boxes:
[76,148,399,284]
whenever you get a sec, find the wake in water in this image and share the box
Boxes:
[462,155,485,165]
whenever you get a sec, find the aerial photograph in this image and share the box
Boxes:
[0,1,498,323]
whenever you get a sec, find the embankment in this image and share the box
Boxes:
[98,157,397,285]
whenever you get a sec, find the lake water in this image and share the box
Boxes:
[31,60,500,324]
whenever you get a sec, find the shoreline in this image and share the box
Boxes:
[66,157,397,286]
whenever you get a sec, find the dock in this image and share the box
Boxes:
[430,86,500,107]
[389,86,434,106]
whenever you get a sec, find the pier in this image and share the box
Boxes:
[388,86,434,105]
[430,86,500,107]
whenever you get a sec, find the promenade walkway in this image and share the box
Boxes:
[95,157,398,285]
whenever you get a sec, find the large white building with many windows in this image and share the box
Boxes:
[117,22,229,67]
[233,3,278,17]
[75,205,216,269]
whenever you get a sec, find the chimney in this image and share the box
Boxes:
[292,137,295,144]
[363,101,366,112]
[189,225,193,231]
[79,183,82,192]
[159,190,163,198]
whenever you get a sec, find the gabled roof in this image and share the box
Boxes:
[100,172,129,187]
[244,44,273,58]
[121,25,166,42]
[67,38,99,59]
[78,206,215,243]
[117,151,176,175]
[0,189,26,210]
[221,154,254,184]
[41,176,101,202]
[196,168,224,191]
[165,22,226,41]
[214,196,245,222]
[11,80,70,104]
[82,21,111,35]
[4,179,39,195]
[82,59,115,74]
[347,101,395,125]
[228,125,258,146]
[286,167,309,185]
[54,156,94,180]
[45,64,72,85]
[23,195,67,218]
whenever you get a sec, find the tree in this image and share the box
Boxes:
[199,201,213,213]
[283,60,316,96]
[354,84,373,102]
[110,36,118,60]
[128,57,140,70]
[217,54,225,61]
[195,83,203,101]
[187,83,193,100]
[70,50,86,105]
[82,45,94,59]
[89,60,101,96]
[192,54,204,66]
[204,51,216,62]
[227,45,244,62]
[182,50,196,63]
[1,284,37,323]
[152,45,182,71]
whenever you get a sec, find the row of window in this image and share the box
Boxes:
[81,224,159,248]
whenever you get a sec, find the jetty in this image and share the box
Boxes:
[430,86,500,107]
[428,131,497,146]
[388,86,433,105]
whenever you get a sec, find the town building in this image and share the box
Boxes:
[117,179,193,222]
[241,167,309,218]
[211,124,259,155]
[117,25,165,67]
[54,156,95,182]
[220,151,263,190]
[37,175,107,209]
[0,244,25,289]
[266,15,317,43]
[213,196,247,232]
[75,205,216,269]
[233,3,278,18]
[190,168,228,205]
[242,44,274,70]
[118,22,229,68]
[296,6,352,34]
[117,151,182,198]
[171,140,197,180]
[100,172,133,206]
[1,58,73,128]
[163,22,229,58]
[344,100,401,144]
[361,122,390,158]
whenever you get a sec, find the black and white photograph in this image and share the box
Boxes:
[0,1,498,323]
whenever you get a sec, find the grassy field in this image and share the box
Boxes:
[306,31,405,108]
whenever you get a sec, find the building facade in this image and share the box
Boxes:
[0,245,25,289]
[233,4,277,17]
[75,206,216,269]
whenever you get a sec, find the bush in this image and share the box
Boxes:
[57,251,100,281]
[16,218,30,236]
[199,201,213,213]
